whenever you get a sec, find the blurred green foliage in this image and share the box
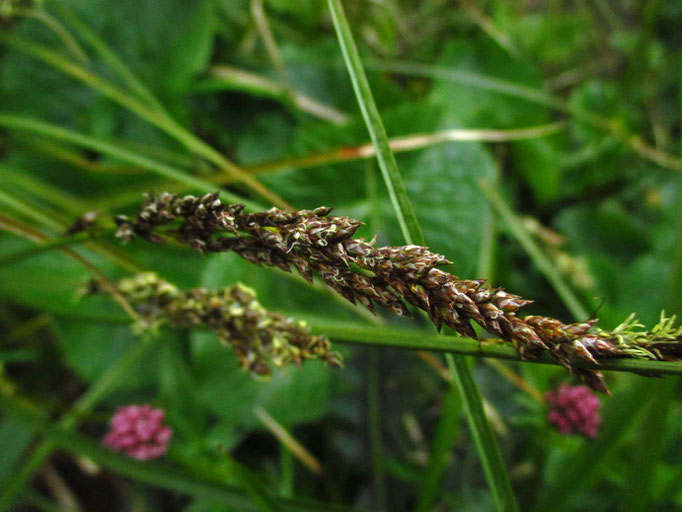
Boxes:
[0,0,681,511]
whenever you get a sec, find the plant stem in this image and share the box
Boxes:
[22,310,682,376]
[327,0,423,246]
[305,322,682,377]
[328,1,518,509]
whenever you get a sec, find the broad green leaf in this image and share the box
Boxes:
[190,330,331,435]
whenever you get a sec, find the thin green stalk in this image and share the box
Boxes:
[2,164,89,214]
[0,32,290,209]
[31,311,682,376]
[479,179,590,320]
[49,0,166,112]
[0,187,63,232]
[254,407,322,476]
[17,7,88,63]
[307,322,682,377]
[0,231,95,268]
[448,355,515,510]
[0,114,264,212]
[328,1,517,509]
[0,336,160,511]
[327,0,423,246]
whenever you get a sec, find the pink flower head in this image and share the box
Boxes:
[545,384,602,438]
[102,404,173,460]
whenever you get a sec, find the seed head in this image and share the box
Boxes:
[103,193,682,393]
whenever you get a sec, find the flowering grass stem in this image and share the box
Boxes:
[327,1,518,509]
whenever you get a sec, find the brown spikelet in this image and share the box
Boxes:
[109,193,682,393]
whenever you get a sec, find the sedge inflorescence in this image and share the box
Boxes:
[102,404,173,460]
[88,272,341,376]
[546,384,602,438]
[111,192,682,393]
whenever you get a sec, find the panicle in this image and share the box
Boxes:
[89,272,342,377]
[105,192,682,393]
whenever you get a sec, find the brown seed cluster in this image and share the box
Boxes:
[114,192,682,393]
[88,272,341,376]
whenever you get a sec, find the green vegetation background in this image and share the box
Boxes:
[0,0,681,511]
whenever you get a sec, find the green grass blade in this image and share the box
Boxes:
[0,231,94,268]
[448,355,517,511]
[0,32,290,209]
[2,164,89,214]
[327,1,517,510]
[17,6,88,63]
[327,0,423,246]
[0,187,64,232]
[0,114,264,211]
[48,0,167,112]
